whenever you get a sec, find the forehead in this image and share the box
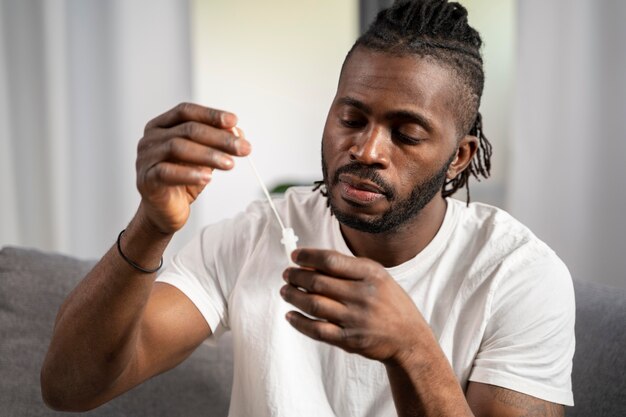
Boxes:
[337,47,459,132]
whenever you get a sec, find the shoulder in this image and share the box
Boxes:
[448,198,567,277]
[450,198,538,248]
[457,205,575,406]
[458,199,573,308]
[447,199,574,314]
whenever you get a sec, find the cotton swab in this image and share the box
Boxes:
[231,127,298,264]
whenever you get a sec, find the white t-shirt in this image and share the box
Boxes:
[157,186,575,416]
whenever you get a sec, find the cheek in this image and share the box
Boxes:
[392,148,439,188]
[320,134,333,165]
[322,127,351,166]
[397,159,421,190]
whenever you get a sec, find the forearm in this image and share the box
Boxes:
[385,341,474,417]
[41,208,172,409]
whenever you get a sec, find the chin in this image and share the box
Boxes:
[330,200,399,234]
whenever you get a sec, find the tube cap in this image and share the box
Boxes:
[280,227,299,265]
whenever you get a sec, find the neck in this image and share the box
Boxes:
[339,196,448,268]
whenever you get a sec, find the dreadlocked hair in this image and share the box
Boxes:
[322,0,492,204]
[442,112,491,203]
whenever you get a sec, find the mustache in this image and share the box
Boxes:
[332,162,396,199]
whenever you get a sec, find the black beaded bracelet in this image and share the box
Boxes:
[116,229,163,273]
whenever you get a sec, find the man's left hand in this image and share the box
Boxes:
[280,248,433,366]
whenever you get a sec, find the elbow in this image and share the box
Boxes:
[40,368,74,412]
[40,385,72,412]
[40,364,99,412]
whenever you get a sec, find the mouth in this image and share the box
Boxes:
[338,174,387,205]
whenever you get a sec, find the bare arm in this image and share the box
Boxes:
[41,103,251,411]
[40,215,209,411]
[384,358,565,417]
[280,248,566,417]
[467,383,564,417]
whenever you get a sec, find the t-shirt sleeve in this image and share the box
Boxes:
[156,202,269,338]
[468,252,576,406]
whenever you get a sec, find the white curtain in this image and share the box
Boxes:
[509,0,626,288]
[0,0,195,260]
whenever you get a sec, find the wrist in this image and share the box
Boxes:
[383,341,437,378]
[384,344,474,417]
[117,229,163,273]
[384,323,439,370]
[134,201,178,238]
[117,208,174,272]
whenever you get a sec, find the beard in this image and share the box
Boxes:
[321,151,454,234]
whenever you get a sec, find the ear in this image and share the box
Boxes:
[446,135,479,180]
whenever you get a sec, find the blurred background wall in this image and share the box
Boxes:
[0,0,196,259]
[508,1,626,289]
[0,0,624,289]
[189,0,359,233]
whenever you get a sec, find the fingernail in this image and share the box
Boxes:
[280,286,287,298]
[225,112,238,127]
[199,171,212,183]
[282,269,289,282]
[236,139,251,155]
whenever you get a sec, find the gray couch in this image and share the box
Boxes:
[1,246,624,416]
[0,247,232,416]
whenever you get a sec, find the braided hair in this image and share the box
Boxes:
[317,0,492,204]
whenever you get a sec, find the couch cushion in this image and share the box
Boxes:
[0,246,233,417]
[567,279,626,417]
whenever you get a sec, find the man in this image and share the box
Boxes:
[41,1,575,416]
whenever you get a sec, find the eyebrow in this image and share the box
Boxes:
[337,96,434,133]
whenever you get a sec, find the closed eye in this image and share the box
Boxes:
[392,129,423,145]
[341,119,366,129]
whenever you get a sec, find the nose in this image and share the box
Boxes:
[349,126,390,168]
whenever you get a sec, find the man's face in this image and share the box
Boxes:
[321,47,462,234]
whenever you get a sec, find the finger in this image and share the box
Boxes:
[283,267,358,302]
[292,248,378,281]
[285,311,345,345]
[146,102,237,130]
[145,162,213,186]
[280,284,349,323]
[148,137,236,171]
[166,122,250,156]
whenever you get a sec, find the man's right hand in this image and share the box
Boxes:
[136,103,251,234]
[42,103,249,411]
